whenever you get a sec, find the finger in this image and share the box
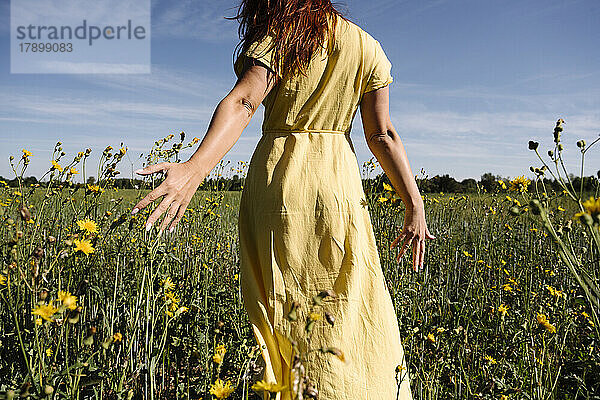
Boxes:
[146,194,176,230]
[396,235,413,262]
[390,231,406,249]
[419,240,425,271]
[159,201,180,233]
[168,197,191,233]
[425,227,436,240]
[132,186,166,215]
[412,238,420,271]
[135,162,171,176]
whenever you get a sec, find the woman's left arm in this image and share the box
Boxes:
[131,57,279,234]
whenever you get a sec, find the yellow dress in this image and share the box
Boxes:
[234,15,413,400]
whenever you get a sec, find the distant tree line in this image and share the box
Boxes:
[2,171,599,194]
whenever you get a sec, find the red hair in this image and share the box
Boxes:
[230,0,348,81]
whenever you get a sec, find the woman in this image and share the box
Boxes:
[132,1,435,398]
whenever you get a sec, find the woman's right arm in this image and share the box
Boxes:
[359,86,435,271]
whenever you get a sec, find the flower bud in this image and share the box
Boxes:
[529,199,542,215]
[528,141,539,150]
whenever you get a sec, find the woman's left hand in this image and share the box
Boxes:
[131,161,206,234]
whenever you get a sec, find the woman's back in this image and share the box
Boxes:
[234,15,393,135]
[235,13,412,400]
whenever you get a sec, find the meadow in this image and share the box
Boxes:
[1,120,599,399]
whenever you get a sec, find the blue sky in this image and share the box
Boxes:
[1,0,599,181]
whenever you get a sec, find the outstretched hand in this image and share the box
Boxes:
[390,207,436,272]
[131,161,206,234]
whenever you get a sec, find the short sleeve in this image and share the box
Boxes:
[364,39,393,93]
[234,34,278,79]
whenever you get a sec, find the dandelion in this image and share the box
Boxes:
[74,239,94,255]
[51,160,63,172]
[509,175,530,193]
[582,196,600,217]
[87,184,103,194]
[251,380,287,393]
[213,344,227,364]
[545,285,565,299]
[502,284,513,293]
[58,291,78,310]
[536,313,557,333]
[209,379,235,399]
[76,219,98,234]
[113,332,123,342]
[32,302,59,322]
[484,354,497,365]
[497,304,509,317]
[160,277,176,291]
[426,333,436,343]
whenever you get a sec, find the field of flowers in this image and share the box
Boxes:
[1,120,599,399]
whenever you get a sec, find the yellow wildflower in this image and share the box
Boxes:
[69,167,79,175]
[383,182,394,191]
[76,219,98,234]
[509,175,530,193]
[582,196,600,217]
[58,290,78,310]
[484,354,497,365]
[46,348,53,358]
[0,274,6,286]
[213,344,227,364]
[51,160,63,172]
[378,196,388,203]
[22,149,33,158]
[73,239,94,255]
[251,380,287,393]
[426,333,436,343]
[536,313,557,333]
[161,277,176,291]
[545,285,565,298]
[502,284,513,293]
[87,184,103,193]
[498,180,507,190]
[497,304,509,317]
[32,302,59,322]
[113,332,123,342]
[209,379,235,399]
[462,250,473,258]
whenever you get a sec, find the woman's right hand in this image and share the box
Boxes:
[390,207,436,272]
[131,160,206,234]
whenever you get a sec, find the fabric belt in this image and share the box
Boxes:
[262,129,350,137]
